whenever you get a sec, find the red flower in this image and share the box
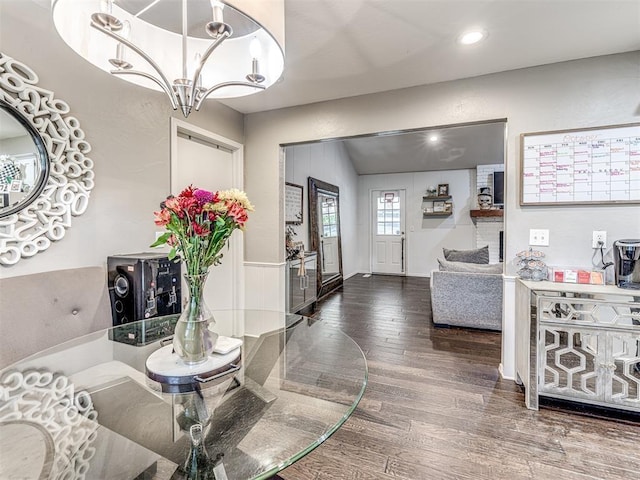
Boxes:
[192,222,210,237]
[179,185,196,198]
[154,209,171,226]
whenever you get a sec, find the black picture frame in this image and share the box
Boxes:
[438,183,449,196]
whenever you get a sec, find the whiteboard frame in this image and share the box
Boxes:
[285,182,304,224]
[520,122,640,206]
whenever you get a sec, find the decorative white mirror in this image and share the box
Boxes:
[0,52,94,265]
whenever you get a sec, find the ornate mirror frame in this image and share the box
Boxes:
[308,177,343,298]
[0,52,94,265]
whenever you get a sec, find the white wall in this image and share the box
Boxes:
[244,52,640,270]
[0,1,244,279]
[284,141,359,279]
[243,51,640,378]
[357,169,476,275]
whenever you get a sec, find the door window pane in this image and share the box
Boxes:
[376,192,401,235]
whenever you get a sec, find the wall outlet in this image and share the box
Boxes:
[529,229,549,246]
[592,230,607,248]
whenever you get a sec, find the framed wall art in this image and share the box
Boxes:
[285,182,303,224]
[520,122,640,206]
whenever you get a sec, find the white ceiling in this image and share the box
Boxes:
[226,0,639,174]
[21,0,640,174]
[338,120,506,174]
[222,0,640,114]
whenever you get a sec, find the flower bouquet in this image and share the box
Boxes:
[152,185,253,364]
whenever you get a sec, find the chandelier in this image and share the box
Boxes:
[51,0,285,117]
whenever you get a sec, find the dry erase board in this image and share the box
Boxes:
[520,123,640,206]
[285,182,303,224]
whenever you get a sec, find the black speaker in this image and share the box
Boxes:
[107,252,182,327]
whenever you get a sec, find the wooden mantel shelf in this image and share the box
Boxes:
[470,209,504,218]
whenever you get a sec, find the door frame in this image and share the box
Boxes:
[169,117,245,310]
[369,188,407,275]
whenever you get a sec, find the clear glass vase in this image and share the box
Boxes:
[173,273,218,365]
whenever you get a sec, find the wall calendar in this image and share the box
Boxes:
[520,123,640,206]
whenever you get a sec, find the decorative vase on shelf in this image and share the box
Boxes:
[173,273,218,365]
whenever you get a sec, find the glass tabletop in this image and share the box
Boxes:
[0,310,368,480]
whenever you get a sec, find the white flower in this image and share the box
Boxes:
[217,188,255,211]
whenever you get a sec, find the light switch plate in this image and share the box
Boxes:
[529,229,549,246]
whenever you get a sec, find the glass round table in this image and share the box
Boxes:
[0,311,367,480]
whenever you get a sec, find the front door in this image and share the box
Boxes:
[371,190,405,275]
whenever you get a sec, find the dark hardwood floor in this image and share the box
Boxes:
[279,275,640,480]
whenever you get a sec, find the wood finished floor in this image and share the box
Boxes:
[278,275,640,480]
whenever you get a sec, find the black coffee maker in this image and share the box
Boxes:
[613,239,640,289]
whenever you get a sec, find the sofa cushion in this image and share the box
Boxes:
[443,245,489,264]
[438,258,503,274]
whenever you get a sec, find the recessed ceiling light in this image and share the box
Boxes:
[429,135,439,143]
[458,30,486,45]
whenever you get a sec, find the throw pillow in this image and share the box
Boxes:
[443,245,489,264]
[438,258,503,274]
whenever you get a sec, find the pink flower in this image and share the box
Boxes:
[194,189,214,205]
[167,234,177,246]
[154,209,171,226]
[226,202,248,226]
[164,196,180,213]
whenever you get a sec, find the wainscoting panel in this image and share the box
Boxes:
[243,262,286,312]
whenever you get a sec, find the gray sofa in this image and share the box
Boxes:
[0,266,112,368]
[430,261,503,331]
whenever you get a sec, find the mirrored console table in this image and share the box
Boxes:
[0,310,367,480]
[515,280,640,413]
[286,252,317,314]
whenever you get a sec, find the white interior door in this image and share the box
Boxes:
[171,120,242,312]
[371,190,405,275]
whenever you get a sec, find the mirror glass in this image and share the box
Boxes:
[318,192,340,281]
[309,177,343,297]
[0,100,50,217]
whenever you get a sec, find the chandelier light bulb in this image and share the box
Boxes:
[121,19,130,39]
[193,53,203,88]
[249,37,262,59]
[99,0,113,15]
[109,20,132,69]
[211,0,224,23]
